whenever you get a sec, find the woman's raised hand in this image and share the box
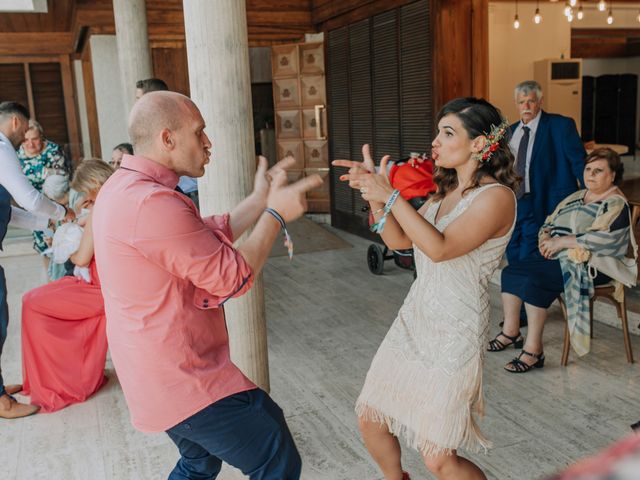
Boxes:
[333,144,395,204]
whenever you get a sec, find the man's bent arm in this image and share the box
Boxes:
[228,192,266,240]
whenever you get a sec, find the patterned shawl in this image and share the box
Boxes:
[541,191,631,356]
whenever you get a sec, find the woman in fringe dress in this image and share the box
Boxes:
[334,97,517,480]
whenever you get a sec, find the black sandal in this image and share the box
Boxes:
[487,331,523,352]
[504,350,545,373]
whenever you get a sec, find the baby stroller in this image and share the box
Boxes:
[367,154,437,275]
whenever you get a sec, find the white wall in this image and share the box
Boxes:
[89,35,129,162]
[73,59,92,159]
[489,2,571,123]
[583,57,640,143]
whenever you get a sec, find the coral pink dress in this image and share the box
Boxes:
[21,259,107,412]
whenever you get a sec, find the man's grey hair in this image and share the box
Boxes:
[514,80,543,101]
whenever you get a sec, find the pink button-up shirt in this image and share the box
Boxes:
[93,155,256,432]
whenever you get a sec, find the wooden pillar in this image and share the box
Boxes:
[433,0,485,109]
[183,0,269,391]
[112,0,153,114]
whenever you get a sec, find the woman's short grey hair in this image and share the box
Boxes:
[514,80,543,101]
[27,119,44,137]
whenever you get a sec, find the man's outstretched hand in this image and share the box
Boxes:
[266,168,323,223]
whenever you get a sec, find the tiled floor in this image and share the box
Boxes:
[1,224,639,479]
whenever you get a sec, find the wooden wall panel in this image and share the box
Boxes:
[29,63,70,148]
[0,64,29,107]
[314,0,419,31]
[151,46,190,96]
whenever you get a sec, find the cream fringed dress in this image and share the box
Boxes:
[356,183,515,457]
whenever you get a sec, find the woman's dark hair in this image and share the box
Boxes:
[585,147,624,186]
[432,97,518,200]
[113,142,134,155]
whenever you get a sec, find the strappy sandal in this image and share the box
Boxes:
[504,350,545,373]
[487,331,523,352]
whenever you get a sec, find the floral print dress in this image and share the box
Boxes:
[17,140,68,254]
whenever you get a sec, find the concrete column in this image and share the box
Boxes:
[113,0,153,114]
[183,1,269,391]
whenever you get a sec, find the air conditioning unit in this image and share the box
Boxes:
[534,58,582,133]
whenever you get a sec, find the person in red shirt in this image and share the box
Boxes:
[92,91,321,479]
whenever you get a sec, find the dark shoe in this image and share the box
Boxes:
[402,472,411,480]
[504,350,545,373]
[487,331,523,352]
[0,394,39,419]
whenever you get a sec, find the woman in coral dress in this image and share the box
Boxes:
[335,98,517,480]
[21,159,114,412]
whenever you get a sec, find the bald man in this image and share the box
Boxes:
[93,92,321,479]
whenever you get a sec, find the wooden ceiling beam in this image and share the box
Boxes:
[571,36,637,58]
[0,32,74,55]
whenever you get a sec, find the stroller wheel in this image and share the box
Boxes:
[367,244,385,275]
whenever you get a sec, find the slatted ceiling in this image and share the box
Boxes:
[372,9,400,163]
[348,19,373,220]
[399,0,432,157]
[327,27,353,214]
[29,63,69,148]
[0,64,29,108]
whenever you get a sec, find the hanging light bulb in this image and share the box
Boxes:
[569,0,577,6]
[514,13,521,29]
[564,3,572,16]
[637,10,640,23]
[567,11,574,22]
[598,0,607,12]
[607,8,614,24]
[534,0,542,24]
[577,5,584,20]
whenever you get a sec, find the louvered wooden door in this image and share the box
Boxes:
[327,0,433,239]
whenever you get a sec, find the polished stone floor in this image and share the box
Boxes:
[0,224,639,480]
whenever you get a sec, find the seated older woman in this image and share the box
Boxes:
[488,148,636,372]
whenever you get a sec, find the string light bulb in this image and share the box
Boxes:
[564,3,572,16]
[514,13,520,29]
[598,0,607,12]
[577,5,584,20]
[567,11,574,22]
[534,8,542,23]
[607,8,614,24]
[569,0,577,6]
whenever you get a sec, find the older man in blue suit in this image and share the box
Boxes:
[507,80,586,263]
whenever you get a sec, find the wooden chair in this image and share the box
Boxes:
[557,283,634,366]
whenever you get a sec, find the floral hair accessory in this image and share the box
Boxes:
[478,120,510,162]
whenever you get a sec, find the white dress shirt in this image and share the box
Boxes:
[509,110,542,194]
[0,131,65,225]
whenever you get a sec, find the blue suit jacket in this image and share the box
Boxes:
[510,110,586,226]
